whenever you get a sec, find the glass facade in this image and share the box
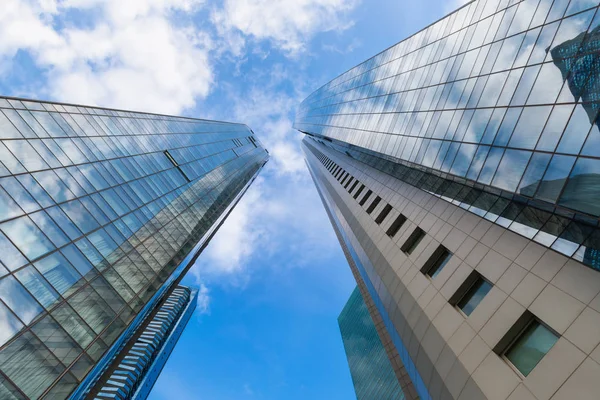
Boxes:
[295,0,600,272]
[0,96,268,399]
[93,285,198,400]
[338,286,406,400]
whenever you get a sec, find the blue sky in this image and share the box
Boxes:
[0,0,459,398]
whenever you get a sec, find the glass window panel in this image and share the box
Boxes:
[50,303,95,348]
[458,278,492,316]
[61,244,97,280]
[506,320,558,376]
[34,252,84,297]
[535,155,576,203]
[518,152,552,197]
[46,206,82,241]
[509,106,552,149]
[14,266,60,309]
[478,147,505,184]
[492,149,532,192]
[29,211,69,248]
[450,143,477,177]
[3,140,49,172]
[31,314,82,366]
[0,143,25,174]
[0,216,54,261]
[0,369,27,400]
[60,200,99,234]
[16,110,48,138]
[42,372,78,399]
[2,109,37,138]
[494,107,522,146]
[0,232,27,271]
[54,139,88,163]
[0,275,43,324]
[510,65,541,105]
[529,20,560,64]
[32,170,75,203]
[536,105,575,152]
[74,237,108,271]
[0,187,22,222]
[30,111,65,138]
[0,111,22,138]
[68,286,115,334]
[91,276,125,313]
[0,300,24,347]
[87,228,121,264]
[558,157,600,216]
[16,174,53,208]
[526,62,565,105]
[1,177,40,213]
[556,104,594,154]
[0,331,64,399]
[69,353,94,381]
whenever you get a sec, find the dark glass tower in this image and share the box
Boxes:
[298,1,600,400]
[339,286,407,400]
[0,96,268,399]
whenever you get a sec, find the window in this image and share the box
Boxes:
[421,245,452,278]
[349,180,359,194]
[495,312,559,377]
[354,184,365,200]
[366,196,382,214]
[401,227,425,254]
[375,204,393,224]
[386,214,407,237]
[164,150,191,183]
[449,271,492,316]
[359,190,373,206]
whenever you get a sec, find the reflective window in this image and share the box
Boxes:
[0,275,43,324]
[457,277,492,316]
[0,216,54,261]
[505,320,558,376]
[559,158,600,216]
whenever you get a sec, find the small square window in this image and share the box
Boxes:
[421,245,452,278]
[359,190,373,206]
[344,177,354,189]
[386,214,407,237]
[375,204,393,224]
[505,320,558,376]
[366,196,382,214]
[401,227,425,254]
[353,184,365,200]
[456,277,492,316]
[349,180,359,194]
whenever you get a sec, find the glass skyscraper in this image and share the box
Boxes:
[339,286,406,400]
[298,1,600,399]
[0,96,268,399]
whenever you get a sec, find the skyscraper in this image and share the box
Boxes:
[0,96,268,399]
[338,286,410,400]
[298,1,600,399]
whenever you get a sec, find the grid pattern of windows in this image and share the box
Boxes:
[338,286,406,400]
[0,97,268,399]
[297,0,600,273]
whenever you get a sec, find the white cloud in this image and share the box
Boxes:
[211,0,359,55]
[0,0,212,114]
[195,283,211,314]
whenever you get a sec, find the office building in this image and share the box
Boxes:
[92,285,197,400]
[338,286,411,400]
[297,1,600,399]
[0,96,268,399]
